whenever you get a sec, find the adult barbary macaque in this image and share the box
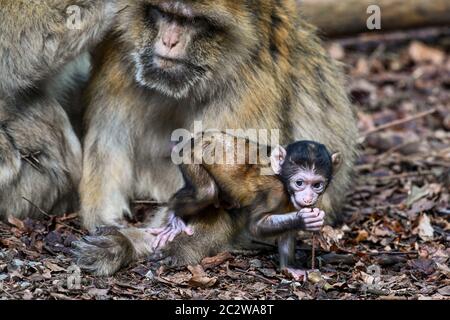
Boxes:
[74,0,359,276]
[0,1,120,218]
[153,133,341,280]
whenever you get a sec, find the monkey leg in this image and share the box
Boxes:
[169,163,220,217]
[278,232,308,282]
[80,113,135,231]
[0,97,82,219]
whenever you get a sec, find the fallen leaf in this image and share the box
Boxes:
[201,252,233,270]
[354,230,369,243]
[406,185,430,207]
[413,214,435,241]
[187,265,217,288]
[409,41,445,65]
[437,286,450,296]
[7,216,26,231]
[88,288,109,298]
[44,261,66,273]
[318,226,344,251]
[409,259,436,275]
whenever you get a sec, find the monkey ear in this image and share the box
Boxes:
[270,145,287,175]
[331,152,343,173]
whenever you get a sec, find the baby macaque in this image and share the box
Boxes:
[149,133,341,280]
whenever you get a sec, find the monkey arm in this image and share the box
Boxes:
[169,163,219,218]
[0,0,118,96]
[249,211,305,238]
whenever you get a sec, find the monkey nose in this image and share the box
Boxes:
[162,34,180,49]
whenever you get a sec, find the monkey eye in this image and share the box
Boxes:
[313,182,324,189]
[147,5,168,21]
[295,180,304,187]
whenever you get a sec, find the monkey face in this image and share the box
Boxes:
[288,169,327,209]
[119,0,258,99]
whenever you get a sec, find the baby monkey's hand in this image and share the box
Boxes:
[297,208,325,232]
[147,212,194,251]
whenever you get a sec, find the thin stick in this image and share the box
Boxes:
[360,108,437,139]
[234,268,277,285]
[311,234,316,270]
[132,200,167,205]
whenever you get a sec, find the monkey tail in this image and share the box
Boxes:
[72,227,155,276]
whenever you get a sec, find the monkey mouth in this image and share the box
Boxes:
[153,55,187,71]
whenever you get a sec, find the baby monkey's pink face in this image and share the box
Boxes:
[288,168,327,209]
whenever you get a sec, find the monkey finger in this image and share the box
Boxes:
[155,231,172,250]
[303,221,324,228]
[305,221,324,228]
[306,227,322,232]
[146,227,167,235]
[168,229,180,243]
[300,212,322,219]
[152,229,171,250]
[183,226,194,236]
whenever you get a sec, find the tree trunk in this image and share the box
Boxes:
[298,0,450,38]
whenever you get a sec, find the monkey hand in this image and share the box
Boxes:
[297,208,325,232]
[147,212,194,251]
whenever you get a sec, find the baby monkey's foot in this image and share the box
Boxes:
[147,212,194,251]
[282,268,309,282]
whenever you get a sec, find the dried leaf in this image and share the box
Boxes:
[201,252,233,270]
[413,214,435,241]
[409,41,445,65]
[437,286,450,296]
[7,216,26,231]
[406,185,430,207]
[187,265,217,288]
[44,261,66,273]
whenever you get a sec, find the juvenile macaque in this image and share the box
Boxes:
[150,133,341,280]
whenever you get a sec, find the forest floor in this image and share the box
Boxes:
[0,28,449,300]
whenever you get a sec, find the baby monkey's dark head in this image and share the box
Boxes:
[271,141,342,209]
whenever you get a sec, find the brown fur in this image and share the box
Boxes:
[74,0,359,276]
[0,1,120,219]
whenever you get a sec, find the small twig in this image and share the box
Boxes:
[116,5,130,14]
[20,151,42,172]
[360,108,437,141]
[234,268,277,285]
[437,209,450,215]
[251,239,277,249]
[311,234,316,270]
[132,200,167,206]
[366,251,418,256]
[22,197,85,235]
[0,286,14,299]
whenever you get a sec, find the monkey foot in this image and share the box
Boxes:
[282,268,309,282]
[146,213,193,251]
